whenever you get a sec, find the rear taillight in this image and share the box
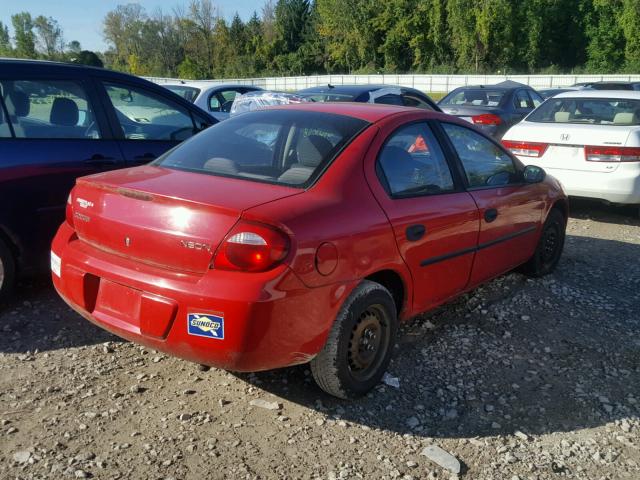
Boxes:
[213,221,289,272]
[584,145,640,162]
[471,113,502,125]
[65,192,74,228]
[502,140,549,158]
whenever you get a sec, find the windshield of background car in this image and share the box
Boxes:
[440,89,506,107]
[156,110,369,187]
[166,86,201,102]
[527,97,640,125]
[301,93,357,102]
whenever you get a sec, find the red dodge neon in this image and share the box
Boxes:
[51,103,568,399]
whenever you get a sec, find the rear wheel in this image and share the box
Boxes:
[522,208,566,277]
[311,280,397,399]
[0,238,16,303]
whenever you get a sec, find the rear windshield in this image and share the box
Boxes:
[156,110,369,187]
[301,93,356,102]
[165,86,201,102]
[440,89,505,107]
[527,97,640,125]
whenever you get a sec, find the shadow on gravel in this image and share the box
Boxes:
[235,234,640,440]
[0,277,121,354]
[569,197,640,226]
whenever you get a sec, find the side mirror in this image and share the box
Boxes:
[523,164,546,184]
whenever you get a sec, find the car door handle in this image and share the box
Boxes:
[406,224,426,241]
[484,208,498,223]
[134,153,157,161]
[84,154,117,166]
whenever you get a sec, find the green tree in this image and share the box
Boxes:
[621,0,640,71]
[11,12,37,59]
[585,0,625,72]
[0,21,12,56]
[34,15,64,59]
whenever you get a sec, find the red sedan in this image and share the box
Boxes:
[51,103,567,399]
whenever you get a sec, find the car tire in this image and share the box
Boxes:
[522,208,566,277]
[0,238,16,303]
[310,280,397,399]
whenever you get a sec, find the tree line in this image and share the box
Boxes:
[1,0,640,78]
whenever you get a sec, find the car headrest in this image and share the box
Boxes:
[554,111,570,122]
[613,112,636,124]
[7,90,30,117]
[50,97,79,126]
[203,157,239,175]
[296,135,333,167]
[378,146,418,192]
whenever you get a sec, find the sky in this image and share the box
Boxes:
[0,0,265,52]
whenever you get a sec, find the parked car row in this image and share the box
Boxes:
[1,59,636,399]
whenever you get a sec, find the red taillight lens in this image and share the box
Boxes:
[471,113,502,125]
[502,140,549,158]
[584,145,640,162]
[65,192,75,228]
[213,221,290,272]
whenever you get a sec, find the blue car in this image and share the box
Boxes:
[0,59,216,300]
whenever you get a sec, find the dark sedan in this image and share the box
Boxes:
[298,84,441,111]
[438,80,544,138]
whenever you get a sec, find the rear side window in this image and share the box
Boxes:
[165,86,200,103]
[527,97,640,125]
[442,123,517,188]
[402,93,436,111]
[156,110,368,187]
[514,90,531,109]
[0,79,100,139]
[377,123,455,197]
[0,95,11,138]
[103,82,196,141]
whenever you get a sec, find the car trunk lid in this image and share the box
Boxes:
[71,166,301,274]
[504,121,640,173]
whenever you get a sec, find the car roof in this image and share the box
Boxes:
[298,84,404,95]
[164,82,258,90]
[265,101,440,123]
[553,90,640,99]
[454,80,529,91]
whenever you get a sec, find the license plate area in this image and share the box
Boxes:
[95,279,142,324]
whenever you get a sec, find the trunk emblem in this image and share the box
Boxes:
[125,237,131,247]
[181,240,212,253]
[560,134,570,141]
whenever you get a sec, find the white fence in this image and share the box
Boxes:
[146,73,640,93]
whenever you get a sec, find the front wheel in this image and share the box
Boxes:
[522,208,566,277]
[311,280,397,399]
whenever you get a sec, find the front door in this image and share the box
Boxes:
[367,121,480,313]
[96,80,204,166]
[439,122,545,286]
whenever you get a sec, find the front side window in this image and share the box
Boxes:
[377,123,455,197]
[0,79,100,139]
[103,82,195,141]
[442,123,518,188]
[526,97,640,125]
[156,110,368,187]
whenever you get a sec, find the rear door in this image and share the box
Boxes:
[95,79,210,166]
[0,75,123,267]
[366,119,480,312]
[439,122,545,285]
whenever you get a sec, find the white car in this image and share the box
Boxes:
[162,82,262,121]
[502,90,640,211]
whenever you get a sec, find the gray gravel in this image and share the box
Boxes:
[1,199,639,479]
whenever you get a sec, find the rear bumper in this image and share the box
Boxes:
[52,222,353,372]
[541,165,640,205]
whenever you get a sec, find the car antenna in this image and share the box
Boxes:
[180,80,185,84]
[328,84,334,89]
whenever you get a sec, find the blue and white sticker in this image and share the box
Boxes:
[187,313,224,340]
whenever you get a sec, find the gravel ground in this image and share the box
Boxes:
[1,200,639,480]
